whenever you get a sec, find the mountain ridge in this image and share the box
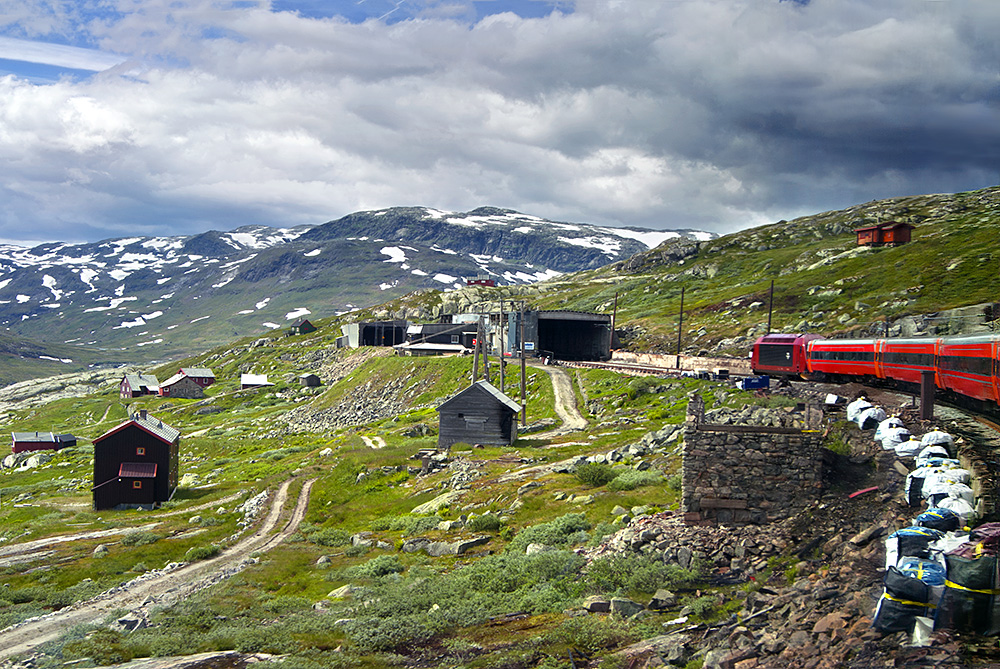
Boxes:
[0,207,711,384]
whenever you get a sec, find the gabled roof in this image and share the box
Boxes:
[123,373,159,387]
[291,319,313,327]
[160,372,190,387]
[437,380,521,413]
[94,412,180,446]
[120,462,157,478]
[179,367,215,378]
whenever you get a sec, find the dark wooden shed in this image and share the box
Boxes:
[92,410,179,511]
[298,373,321,387]
[436,380,520,449]
[290,319,317,335]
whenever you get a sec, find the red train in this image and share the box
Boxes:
[752,333,1000,411]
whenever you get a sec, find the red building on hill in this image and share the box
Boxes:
[854,222,915,247]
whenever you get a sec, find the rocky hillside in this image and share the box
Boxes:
[515,186,1000,355]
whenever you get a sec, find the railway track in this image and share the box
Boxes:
[559,359,699,377]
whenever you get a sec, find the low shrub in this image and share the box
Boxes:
[606,469,662,492]
[465,513,502,533]
[185,545,221,561]
[505,514,592,554]
[586,554,707,595]
[586,521,620,547]
[666,474,682,491]
[121,531,162,547]
[544,615,637,654]
[346,555,405,579]
[574,462,618,487]
[302,525,351,547]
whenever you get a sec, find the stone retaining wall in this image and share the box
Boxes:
[611,351,752,376]
[682,394,824,525]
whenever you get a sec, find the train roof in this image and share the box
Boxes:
[754,333,825,344]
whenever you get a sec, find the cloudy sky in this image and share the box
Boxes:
[0,0,997,245]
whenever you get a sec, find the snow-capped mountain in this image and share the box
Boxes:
[0,207,714,374]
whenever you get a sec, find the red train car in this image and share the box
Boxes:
[805,338,879,381]
[876,337,938,385]
[937,335,1000,406]
[750,333,1000,412]
[751,333,824,377]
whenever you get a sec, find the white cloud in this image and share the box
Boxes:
[0,1,996,244]
[0,37,126,72]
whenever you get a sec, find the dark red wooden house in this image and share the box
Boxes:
[854,222,915,247]
[92,410,179,511]
[11,432,76,454]
[177,367,215,388]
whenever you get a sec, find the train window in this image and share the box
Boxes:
[811,350,874,362]
[883,352,934,367]
[939,355,992,376]
[758,345,794,367]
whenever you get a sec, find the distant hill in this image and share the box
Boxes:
[520,186,1000,354]
[0,207,711,383]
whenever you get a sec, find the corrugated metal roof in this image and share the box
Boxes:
[95,412,180,445]
[11,432,75,444]
[123,373,159,388]
[12,431,57,443]
[179,367,215,378]
[119,462,157,478]
[437,380,521,413]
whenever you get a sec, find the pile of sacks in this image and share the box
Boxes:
[874,514,1000,640]
[846,395,887,431]
[845,396,974,525]
[899,429,975,526]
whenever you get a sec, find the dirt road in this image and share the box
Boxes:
[0,478,315,660]
[531,365,587,439]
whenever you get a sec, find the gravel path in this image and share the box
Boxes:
[530,364,587,439]
[0,478,315,661]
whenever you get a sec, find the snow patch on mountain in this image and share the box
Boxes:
[381,247,407,263]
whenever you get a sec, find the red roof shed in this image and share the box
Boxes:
[854,222,915,247]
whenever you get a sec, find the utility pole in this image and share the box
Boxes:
[766,280,774,334]
[472,318,481,383]
[499,301,506,394]
[676,286,684,369]
[481,313,490,384]
[520,301,527,426]
[611,292,618,350]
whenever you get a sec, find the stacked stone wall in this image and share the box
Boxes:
[682,395,823,525]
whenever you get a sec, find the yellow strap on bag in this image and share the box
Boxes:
[944,580,1000,595]
[882,593,935,609]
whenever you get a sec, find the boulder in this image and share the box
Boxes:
[649,589,677,610]
[582,595,611,613]
[610,597,644,618]
[411,491,463,515]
